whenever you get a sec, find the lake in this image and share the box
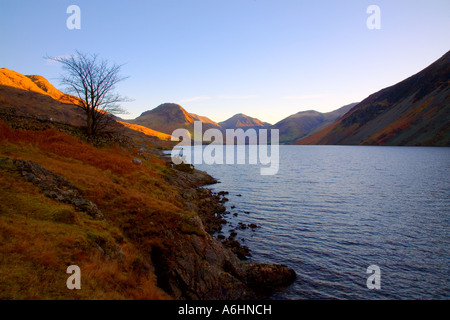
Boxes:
[193,145,450,299]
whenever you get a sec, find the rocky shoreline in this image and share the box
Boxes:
[165,166,297,299]
[3,149,296,300]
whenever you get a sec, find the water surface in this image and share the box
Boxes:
[193,145,449,299]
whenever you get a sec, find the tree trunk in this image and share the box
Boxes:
[86,109,93,136]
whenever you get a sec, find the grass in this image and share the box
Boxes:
[0,120,196,299]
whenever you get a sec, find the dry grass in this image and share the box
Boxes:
[118,121,175,141]
[0,121,186,300]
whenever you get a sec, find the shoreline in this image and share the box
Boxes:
[163,164,296,299]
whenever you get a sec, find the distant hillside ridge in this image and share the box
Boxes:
[271,103,358,145]
[296,50,450,146]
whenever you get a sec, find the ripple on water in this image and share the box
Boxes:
[195,146,450,299]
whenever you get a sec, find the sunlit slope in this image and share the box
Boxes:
[118,121,175,141]
[0,68,85,125]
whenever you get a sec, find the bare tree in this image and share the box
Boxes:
[48,51,129,136]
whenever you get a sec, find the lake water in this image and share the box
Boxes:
[192,145,450,300]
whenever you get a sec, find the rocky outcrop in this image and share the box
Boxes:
[159,166,297,299]
[10,158,104,220]
[150,215,296,300]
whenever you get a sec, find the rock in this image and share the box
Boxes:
[248,223,259,229]
[233,212,238,217]
[152,166,296,299]
[137,147,145,155]
[12,159,104,220]
[231,205,236,209]
[132,158,142,165]
[220,197,229,203]
[238,222,248,230]
[246,263,297,293]
[236,194,242,197]
[222,237,251,260]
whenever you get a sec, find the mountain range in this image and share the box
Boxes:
[1,50,448,146]
[124,49,449,146]
[123,103,359,144]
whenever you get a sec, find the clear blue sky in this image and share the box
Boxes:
[1,0,449,124]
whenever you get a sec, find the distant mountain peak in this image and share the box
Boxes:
[219,113,271,130]
[130,103,220,135]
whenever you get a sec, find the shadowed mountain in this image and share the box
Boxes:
[296,51,450,146]
[271,103,358,144]
[129,103,221,136]
[219,113,271,131]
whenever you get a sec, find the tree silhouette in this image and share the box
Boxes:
[48,51,129,136]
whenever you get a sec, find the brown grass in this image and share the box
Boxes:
[0,121,187,300]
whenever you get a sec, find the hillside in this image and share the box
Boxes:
[0,69,173,144]
[297,51,450,146]
[219,113,271,130]
[271,103,358,145]
[0,68,85,126]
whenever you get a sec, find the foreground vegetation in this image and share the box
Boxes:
[0,120,183,299]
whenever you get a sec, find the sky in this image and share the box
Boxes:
[0,0,449,124]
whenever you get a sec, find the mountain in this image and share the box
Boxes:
[271,103,358,144]
[129,103,221,136]
[219,113,271,130]
[296,51,450,146]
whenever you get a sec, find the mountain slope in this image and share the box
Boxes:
[272,103,358,144]
[296,51,450,146]
[0,68,85,126]
[219,113,271,130]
